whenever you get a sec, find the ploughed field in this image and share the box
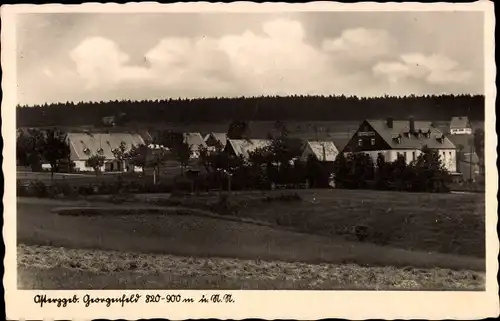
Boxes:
[16,188,485,290]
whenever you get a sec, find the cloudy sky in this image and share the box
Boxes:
[16,11,484,106]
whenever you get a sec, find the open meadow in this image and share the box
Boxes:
[17,187,485,290]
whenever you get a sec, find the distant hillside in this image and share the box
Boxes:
[16,94,485,128]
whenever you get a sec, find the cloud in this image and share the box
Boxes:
[33,18,475,104]
[69,37,150,89]
[373,53,473,86]
[322,28,395,62]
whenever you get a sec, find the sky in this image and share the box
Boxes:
[16,11,484,106]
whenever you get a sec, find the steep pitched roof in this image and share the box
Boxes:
[67,132,145,160]
[366,119,456,150]
[183,133,207,150]
[227,139,272,158]
[450,116,471,129]
[205,132,228,147]
[138,129,154,144]
[303,141,339,162]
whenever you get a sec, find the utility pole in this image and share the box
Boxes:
[470,137,473,182]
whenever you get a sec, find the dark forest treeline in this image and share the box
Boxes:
[17,94,485,127]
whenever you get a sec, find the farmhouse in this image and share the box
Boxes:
[183,133,207,158]
[204,132,228,149]
[342,118,458,173]
[300,141,339,163]
[449,116,473,135]
[225,139,272,159]
[67,132,145,172]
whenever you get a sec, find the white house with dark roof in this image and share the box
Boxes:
[300,141,339,163]
[449,116,473,135]
[342,118,457,173]
[67,132,145,172]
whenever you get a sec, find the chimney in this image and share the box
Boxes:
[409,117,416,134]
[386,117,394,129]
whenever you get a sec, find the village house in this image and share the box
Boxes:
[300,141,339,163]
[183,132,208,158]
[66,132,145,172]
[204,132,228,149]
[225,139,272,159]
[449,116,473,135]
[342,118,458,173]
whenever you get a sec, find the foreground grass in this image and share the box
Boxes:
[152,189,485,258]
[17,198,485,271]
[18,244,485,290]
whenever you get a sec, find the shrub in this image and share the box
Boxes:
[210,193,238,216]
[28,181,48,197]
[354,224,370,242]
[263,192,302,203]
[109,193,135,204]
[54,181,77,197]
[77,185,95,196]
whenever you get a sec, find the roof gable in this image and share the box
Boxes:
[206,132,228,147]
[227,139,272,158]
[183,133,207,150]
[304,141,338,162]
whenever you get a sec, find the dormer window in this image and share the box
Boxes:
[97,148,104,154]
[83,148,90,155]
[393,134,402,144]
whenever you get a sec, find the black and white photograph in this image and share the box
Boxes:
[2,1,498,320]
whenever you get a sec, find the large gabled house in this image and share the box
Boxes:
[67,132,145,172]
[449,116,473,135]
[342,118,458,173]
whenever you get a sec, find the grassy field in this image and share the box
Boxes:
[17,197,483,271]
[17,187,485,289]
[146,189,486,258]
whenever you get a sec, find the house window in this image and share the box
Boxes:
[358,139,363,147]
[412,151,416,161]
[370,138,375,146]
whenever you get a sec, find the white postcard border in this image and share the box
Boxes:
[2,1,498,319]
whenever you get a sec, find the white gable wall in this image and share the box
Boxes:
[344,148,456,172]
